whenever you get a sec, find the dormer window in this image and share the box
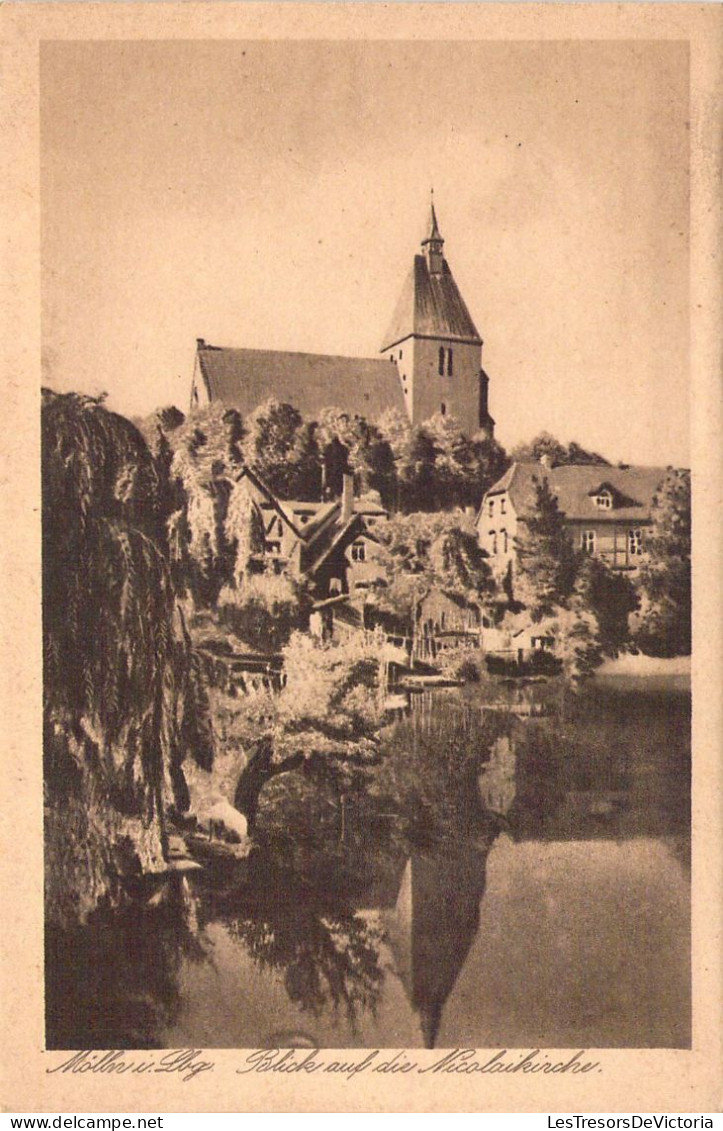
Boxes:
[593,490,613,509]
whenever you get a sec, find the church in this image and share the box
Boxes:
[189,201,495,440]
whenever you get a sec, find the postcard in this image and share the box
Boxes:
[1,2,721,1114]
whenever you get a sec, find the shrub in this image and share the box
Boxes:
[217,573,308,652]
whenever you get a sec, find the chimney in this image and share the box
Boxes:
[341,473,354,524]
[196,338,206,350]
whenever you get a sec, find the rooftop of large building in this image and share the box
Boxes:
[194,342,405,423]
[484,461,671,523]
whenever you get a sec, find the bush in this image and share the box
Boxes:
[217,573,308,652]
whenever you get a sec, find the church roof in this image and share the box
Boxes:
[381,255,482,351]
[196,344,405,422]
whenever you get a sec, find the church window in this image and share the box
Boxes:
[440,402,447,416]
[582,530,597,554]
[501,529,508,553]
[488,499,494,517]
[438,347,445,376]
[500,497,507,515]
[447,348,454,376]
[491,531,497,554]
[628,528,643,556]
[399,349,403,360]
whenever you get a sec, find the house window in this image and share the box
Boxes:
[265,540,281,555]
[501,529,508,553]
[582,530,597,553]
[438,347,445,376]
[488,499,494,517]
[447,348,453,376]
[351,541,366,562]
[628,528,643,556]
[593,491,612,509]
[500,497,506,515]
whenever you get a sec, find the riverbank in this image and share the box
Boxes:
[595,652,691,691]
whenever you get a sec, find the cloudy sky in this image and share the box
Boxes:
[41,39,689,466]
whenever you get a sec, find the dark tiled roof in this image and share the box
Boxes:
[485,462,669,523]
[197,344,405,422]
[381,255,482,351]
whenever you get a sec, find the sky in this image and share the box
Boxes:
[41,39,690,466]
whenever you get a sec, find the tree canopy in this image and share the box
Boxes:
[43,389,214,920]
[511,431,611,467]
[373,510,495,620]
[512,475,579,620]
[633,468,691,656]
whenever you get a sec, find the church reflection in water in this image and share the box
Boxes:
[382,842,491,1048]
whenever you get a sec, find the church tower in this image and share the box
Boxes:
[381,199,494,439]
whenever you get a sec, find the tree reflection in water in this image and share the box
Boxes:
[45,876,208,1050]
[196,875,387,1033]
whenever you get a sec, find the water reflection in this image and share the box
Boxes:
[46,676,691,1050]
[383,843,491,1048]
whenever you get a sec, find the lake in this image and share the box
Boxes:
[45,671,690,1050]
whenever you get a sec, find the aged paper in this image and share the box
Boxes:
[1,1,721,1114]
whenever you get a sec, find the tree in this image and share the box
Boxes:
[396,426,438,512]
[575,556,638,656]
[316,407,394,503]
[242,398,320,498]
[374,511,495,621]
[470,432,511,497]
[535,603,603,687]
[513,475,578,620]
[423,412,478,509]
[42,390,214,923]
[224,477,267,585]
[633,468,691,656]
[511,431,610,467]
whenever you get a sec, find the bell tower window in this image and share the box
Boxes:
[447,348,453,376]
[438,347,445,376]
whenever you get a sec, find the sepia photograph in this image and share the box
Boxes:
[39,35,694,1055]
[2,3,720,1113]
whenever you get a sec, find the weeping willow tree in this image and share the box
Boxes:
[42,390,214,925]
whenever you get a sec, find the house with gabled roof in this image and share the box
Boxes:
[190,199,495,440]
[477,460,669,577]
[232,466,389,597]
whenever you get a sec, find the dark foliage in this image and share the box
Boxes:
[42,390,214,858]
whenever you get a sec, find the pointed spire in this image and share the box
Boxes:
[421,190,444,274]
[422,189,443,248]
